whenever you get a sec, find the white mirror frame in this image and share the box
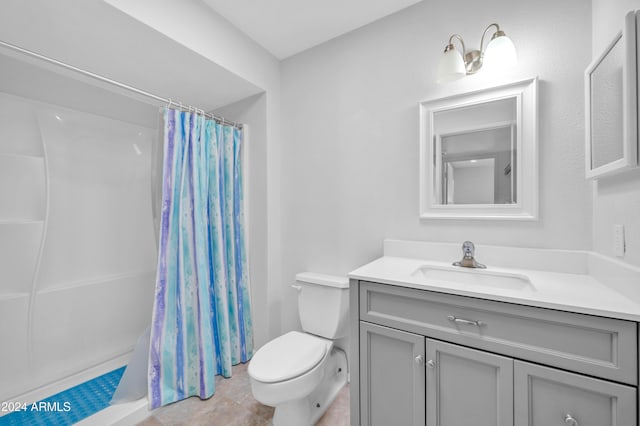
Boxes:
[585,11,638,179]
[419,77,539,220]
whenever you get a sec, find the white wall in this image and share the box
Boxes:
[279,0,592,331]
[103,0,286,341]
[591,0,640,267]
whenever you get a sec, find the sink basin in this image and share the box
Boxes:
[411,265,534,291]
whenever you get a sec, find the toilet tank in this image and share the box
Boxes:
[295,272,350,339]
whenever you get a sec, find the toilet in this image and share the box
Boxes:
[248,272,349,426]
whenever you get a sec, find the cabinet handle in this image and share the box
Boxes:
[564,414,578,426]
[426,359,435,368]
[414,355,424,365]
[447,315,484,327]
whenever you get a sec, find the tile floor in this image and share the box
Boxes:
[136,363,349,425]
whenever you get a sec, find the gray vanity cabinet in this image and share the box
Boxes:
[426,339,513,426]
[350,280,639,425]
[359,324,513,426]
[360,322,425,426]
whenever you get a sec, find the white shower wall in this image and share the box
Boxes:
[0,88,157,401]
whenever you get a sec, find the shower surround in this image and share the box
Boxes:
[0,86,158,404]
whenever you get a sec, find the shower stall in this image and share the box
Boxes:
[0,47,160,410]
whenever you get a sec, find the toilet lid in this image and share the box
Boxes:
[249,331,329,383]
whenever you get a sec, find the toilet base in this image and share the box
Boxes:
[272,347,348,426]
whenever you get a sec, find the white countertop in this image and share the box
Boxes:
[348,240,640,322]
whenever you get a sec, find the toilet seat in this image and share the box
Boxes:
[249,331,330,383]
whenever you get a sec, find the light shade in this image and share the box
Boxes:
[483,34,517,71]
[437,48,466,83]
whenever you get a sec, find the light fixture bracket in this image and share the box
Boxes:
[464,49,483,74]
[490,29,506,41]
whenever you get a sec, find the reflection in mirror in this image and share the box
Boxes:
[419,77,538,220]
[434,97,516,205]
[446,158,495,204]
[589,34,623,170]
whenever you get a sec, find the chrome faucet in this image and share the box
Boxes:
[452,241,486,269]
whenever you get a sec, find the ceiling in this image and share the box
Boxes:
[201,0,423,60]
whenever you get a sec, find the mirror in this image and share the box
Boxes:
[585,11,638,179]
[419,77,538,220]
[435,99,516,205]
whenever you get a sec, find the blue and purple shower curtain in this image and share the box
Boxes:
[148,108,253,409]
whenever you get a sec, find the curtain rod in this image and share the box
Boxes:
[0,39,243,129]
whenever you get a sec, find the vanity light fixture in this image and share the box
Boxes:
[437,23,517,83]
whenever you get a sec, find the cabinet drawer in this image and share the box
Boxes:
[359,281,637,385]
[514,360,636,426]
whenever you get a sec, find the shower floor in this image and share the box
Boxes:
[136,362,350,425]
[0,367,125,426]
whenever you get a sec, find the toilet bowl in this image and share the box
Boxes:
[249,331,332,406]
[248,272,349,426]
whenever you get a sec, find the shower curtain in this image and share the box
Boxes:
[148,108,253,409]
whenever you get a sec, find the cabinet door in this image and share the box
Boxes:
[514,360,637,426]
[426,338,513,426]
[360,321,425,426]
